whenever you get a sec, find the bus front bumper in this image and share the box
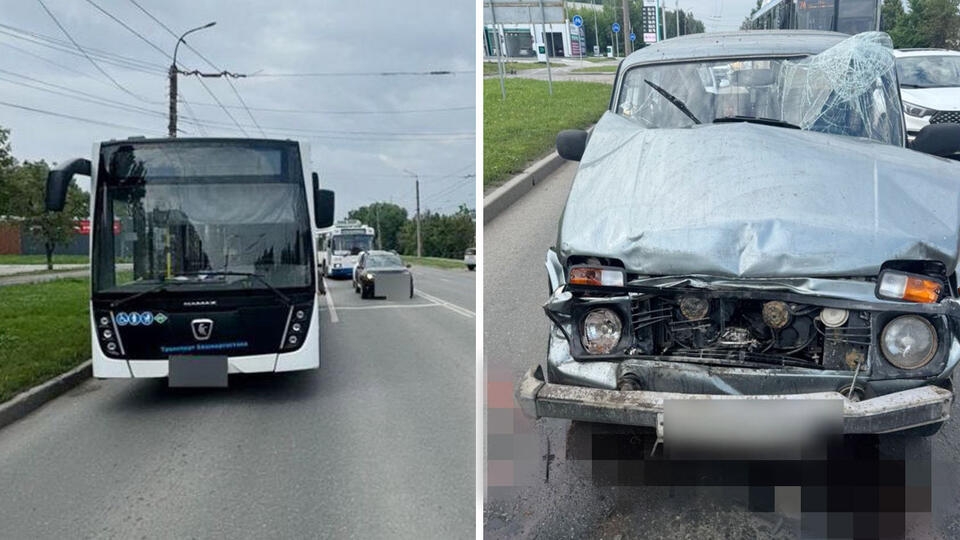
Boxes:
[516,366,953,435]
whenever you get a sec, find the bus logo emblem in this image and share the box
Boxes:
[191,319,214,341]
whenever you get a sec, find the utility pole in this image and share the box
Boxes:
[676,0,680,38]
[593,0,599,55]
[168,22,216,137]
[375,204,382,250]
[415,178,422,258]
[538,0,553,95]
[622,0,632,55]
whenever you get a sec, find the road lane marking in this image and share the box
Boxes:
[414,289,475,318]
[334,303,443,311]
[322,278,339,323]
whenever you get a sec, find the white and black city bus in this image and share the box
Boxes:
[46,138,334,386]
[320,219,375,278]
[750,0,881,34]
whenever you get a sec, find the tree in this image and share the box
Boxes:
[5,160,88,269]
[346,202,408,252]
[0,126,17,216]
[397,206,475,259]
[662,9,706,39]
[881,0,906,31]
[888,0,960,49]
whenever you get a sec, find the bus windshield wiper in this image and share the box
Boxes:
[178,271,292,306]
[713,116,801,129]
[643,79,701,124]
[109,279,188,309]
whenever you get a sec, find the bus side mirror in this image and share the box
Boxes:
[315,188,335,229]
[556,130,588,161]
[911,124,960,157]
[46,158,91,211]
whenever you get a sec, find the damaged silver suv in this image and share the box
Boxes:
[516,31,960,441]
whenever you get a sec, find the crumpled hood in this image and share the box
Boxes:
[558,112,960,278]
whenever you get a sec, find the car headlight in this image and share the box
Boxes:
[365,273,373,280]
[880,315,938,369]
[902,100,935,118]
[581,308,622,354]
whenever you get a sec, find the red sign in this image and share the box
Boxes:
[73,220,121,235]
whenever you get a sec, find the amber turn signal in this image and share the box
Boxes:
[569,266,624,287]
[877,271,942,303]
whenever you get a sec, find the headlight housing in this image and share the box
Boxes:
[581,308,622,354]
[902,100,935,118]
[880,315,938,369]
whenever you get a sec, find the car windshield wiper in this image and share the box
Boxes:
[713,116,801,129]
[643,79,701,124]
[177,271,292,306]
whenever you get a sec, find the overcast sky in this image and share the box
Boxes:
[660,0,756,32]
[0,0,476,218]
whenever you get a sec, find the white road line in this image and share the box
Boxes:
[322,278,339,323]
[414,289,475,318]
[334,303,444,311]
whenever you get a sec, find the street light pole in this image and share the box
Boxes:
[168,21,216,137]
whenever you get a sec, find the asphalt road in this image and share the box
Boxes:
[483,162,960,538]
[0,264,475,539]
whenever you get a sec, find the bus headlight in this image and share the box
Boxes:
[581,308,622,354]
[880,315,938,369]
[282,304,312,352]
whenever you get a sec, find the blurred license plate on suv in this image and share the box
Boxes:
[168,355,228,387]
[663,397,842,456]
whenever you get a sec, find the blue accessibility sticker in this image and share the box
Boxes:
[129,312,142,326]
[141,311,154,326]
[115,312,130,326]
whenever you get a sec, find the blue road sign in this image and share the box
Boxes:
[572,15,583,27]
[612,22,621,33]
[630,32,636,42]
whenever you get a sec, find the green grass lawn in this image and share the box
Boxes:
[483,61,545,75]
[0,277,90,403]
[0,254,89,265]
[484,78,611,187]
[571,65,618,73]
[402,256,468,270]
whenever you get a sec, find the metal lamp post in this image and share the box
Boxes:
[168,21,216,137]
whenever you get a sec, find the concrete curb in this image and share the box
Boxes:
[483,151,565,224]
[0,360,92,430]
[483,126,593,224]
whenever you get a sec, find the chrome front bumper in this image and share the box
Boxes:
[516,366,953,434]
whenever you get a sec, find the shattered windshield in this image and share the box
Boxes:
[897,55,960,88]
[616,32,903,145]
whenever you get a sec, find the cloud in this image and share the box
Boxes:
[0,0,476,217]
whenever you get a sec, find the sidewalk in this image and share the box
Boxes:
[0,263,88,277]
[0,268,90,287]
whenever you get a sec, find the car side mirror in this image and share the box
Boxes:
[556,130,589,161]
[911,124,960,157]
[46,158,91,211]
[312,172,335,228]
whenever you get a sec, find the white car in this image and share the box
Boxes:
[894,49,960,139]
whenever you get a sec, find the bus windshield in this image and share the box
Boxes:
[332,234,373,255]
[93,140,313,294]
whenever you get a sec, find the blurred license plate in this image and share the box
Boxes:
[663,397,842,453]
[168,355,227,388]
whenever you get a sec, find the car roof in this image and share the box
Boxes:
[366,250,398,256]
[893,48,960,58]
[621,30,849,68]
